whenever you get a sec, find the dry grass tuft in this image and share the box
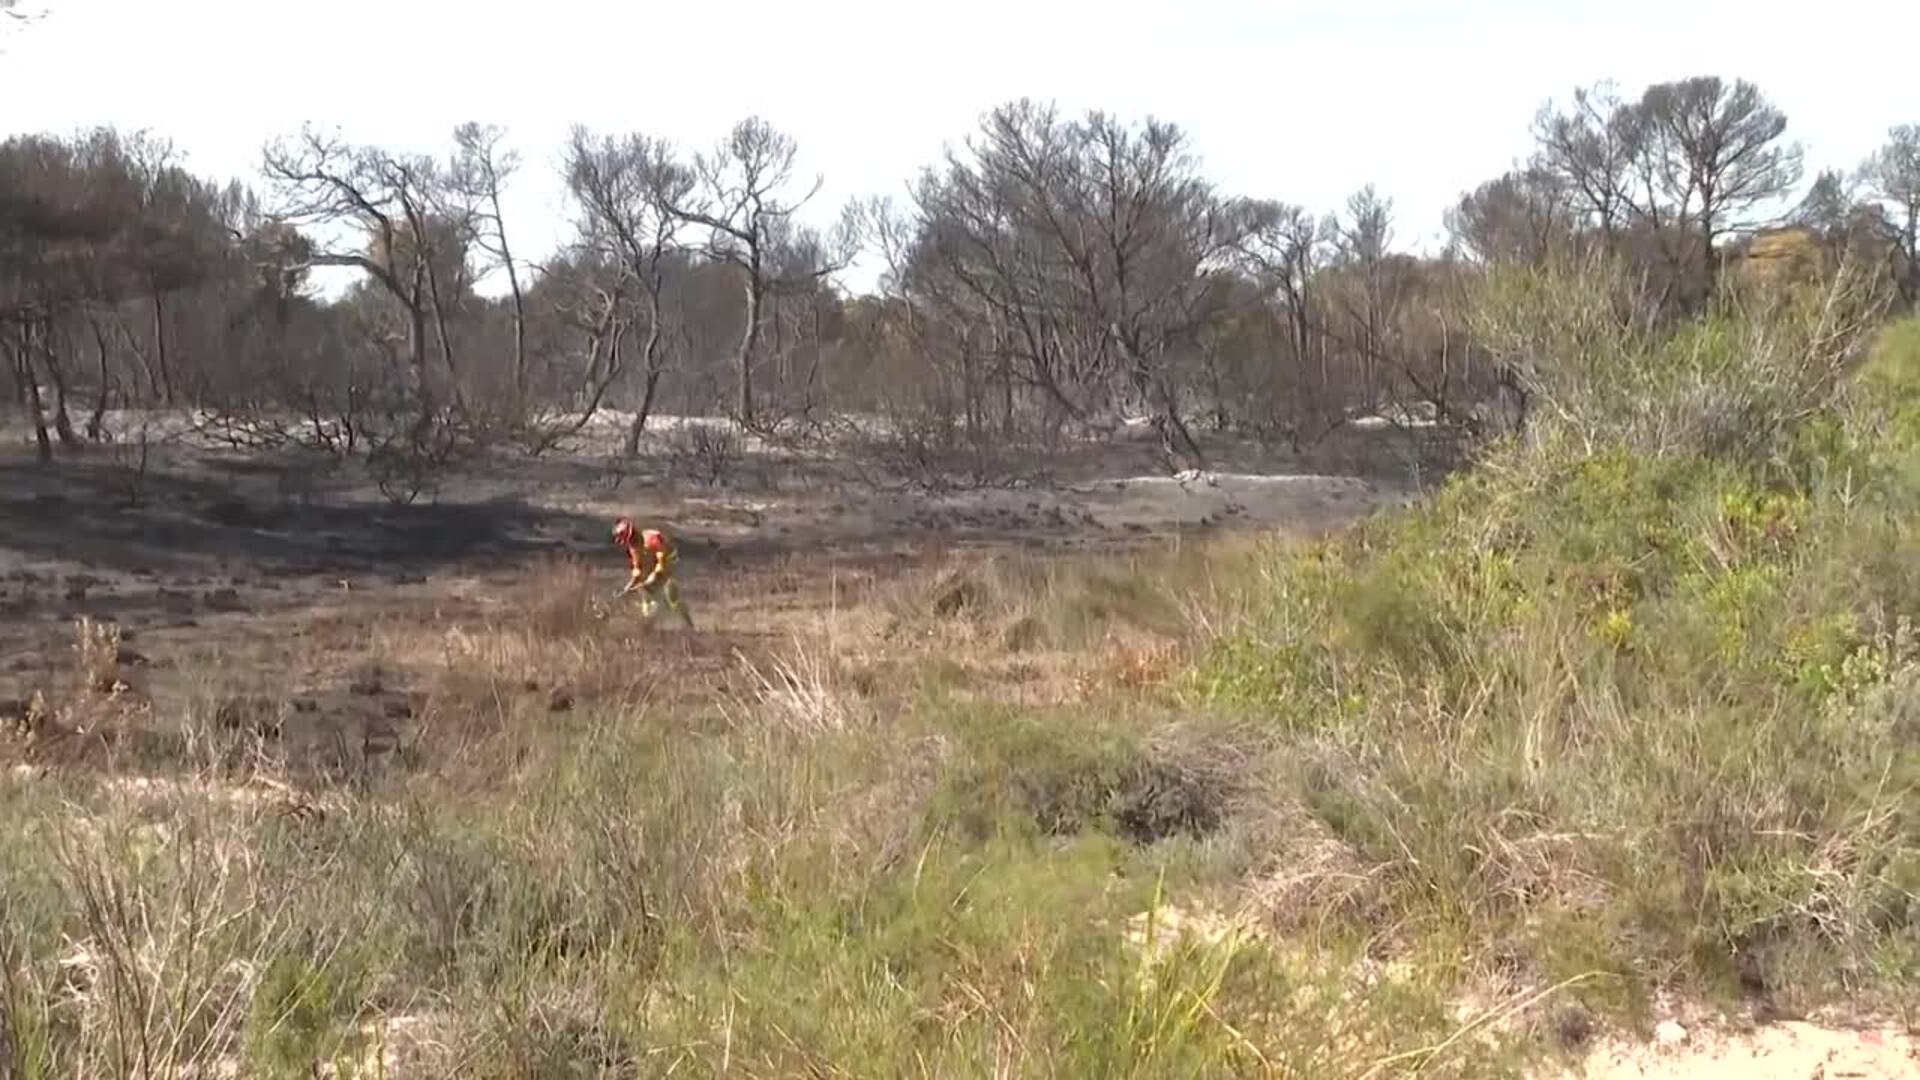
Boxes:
[733,627,866,738]
[520,555,606,643]
[1239,805,1390,937]
[1103,632,1185,690]
[71,617,125,696]
[41,803,309,1077]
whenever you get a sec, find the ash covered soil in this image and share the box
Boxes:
[0,412,1407,777]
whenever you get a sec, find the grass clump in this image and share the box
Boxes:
[0,697,1516,1078]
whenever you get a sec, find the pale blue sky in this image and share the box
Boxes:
[3,0,1915,294]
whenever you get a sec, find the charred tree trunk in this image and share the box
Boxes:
[624,290,668,457]
[532,294,628,458]
[489,187,530,404]
[405,277,433,419]
[796,299,825,420]
[117,319,160,403]
[625,366,663,457]
[49,370,79,446]
[39,323,79,447]
[422,262,467,417]
[20,330,52,463]
[1154,393,1204,469]
[770,292,788,404]
[735,257,762,425]
[570,320,625,437]
[956,333,975,438]
[151,290,175,406]
[1001,352,1015,438]
[88,320,112,441]
[508,268,529,404]
[403,291,440,449]
[1113,321,1204,469]
[1697,190,1720,303]
[3,330,23,409]
[580,315,607,411]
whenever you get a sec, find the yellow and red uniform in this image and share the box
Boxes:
[613,519,692,626]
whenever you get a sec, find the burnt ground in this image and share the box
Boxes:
[0,416,1411,783]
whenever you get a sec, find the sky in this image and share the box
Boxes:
[2,0,1916,296]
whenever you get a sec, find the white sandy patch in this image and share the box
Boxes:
[1551,1017,1919,1079]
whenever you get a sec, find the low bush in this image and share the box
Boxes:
[1190,317,1920,1022]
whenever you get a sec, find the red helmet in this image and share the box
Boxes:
[612,518,635,547]
[642,528,667,552]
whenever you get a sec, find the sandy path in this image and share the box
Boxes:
[1560,1018,1918,1078]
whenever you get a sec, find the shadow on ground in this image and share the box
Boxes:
[0,454,615,579]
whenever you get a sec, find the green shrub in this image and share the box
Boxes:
[1186,315,1920,1025]
[244,952,375,1079]
[1471,252,1885,461]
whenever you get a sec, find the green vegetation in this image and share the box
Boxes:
[0,704,1514,1077]
[1194,302,1920,1027]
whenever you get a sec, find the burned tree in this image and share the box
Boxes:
[663,117,856,426]
[451,122,530,403]
[904,101,1259,465]
[1446,169,1572,266]
[0,131,151,459]
[1237,201,1335,438]
[1531,82,1640,250]
[562,127,698,453]
[1331,186,1399,413]
[261,128,475,425]
[1861,124,1920,304]
[1633,77,1803,299]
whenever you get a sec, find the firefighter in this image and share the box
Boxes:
[612,518,693,627]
